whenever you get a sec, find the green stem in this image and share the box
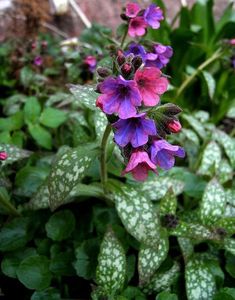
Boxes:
[176,49,223,99]
[0,190,20,216]
[100,124,112,192]
[120,26,128,48]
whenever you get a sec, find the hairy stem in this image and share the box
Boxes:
[120,26,128,48]
[100,124,112,192]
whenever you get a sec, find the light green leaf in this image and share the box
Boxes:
[114,186,161,246]
[0,111,24,132]
[17,255,52,290]
[181,128,200,145]
[48,144,98,210]
[224,238,235,256]
[185,257,216,300]
[0,144,31,166]
[40,107,67,128]
[182,114,207,139]
[170,222,213,240]
[160,189,177,216]
[96,229,126,296]
[198,142,221,176]
[23,97,41,124]
[140,177,184,201]
[194,111,209,123]
[178,238,194,261]
[138,231,169,285]
[200,179,226,226]
[143,262,180,294]
[214,130,235,168]
[217,159,233,184]
[68,84,97,110]
[202,71,216,99]
[217,217,235,235]
[28,123,52,150]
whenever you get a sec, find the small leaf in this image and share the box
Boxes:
[143,262,180,294]
[182,114,207,139]
[114,186,161,246]
[214,130,235,168]
[185,257,216,300]
[96,229,126,296]
[40,107,67,128]
[45,210,75,241]
[17,255,52,290]
[197,142,221,176]
[138,231,169,285]
[178,237,194,261]
[202,71,216,99]
[0,144,31,166]
[199,179,226,226]
[217,159,233,184]
[217,217,235,235]
[28,123,52,150]
[47,144,98,210]
[23,97,41,124]
[68,84,97,110]
[160,190,177,216]
[156,291,178,300]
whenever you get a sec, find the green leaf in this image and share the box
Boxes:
[40,107,67,128]
[182,114,207,139]
[202,71,215,99]
[31,288,60,300]
[28,123,52,150]
[224,238,235,256]
[114,186,161,246]
[181,128,200,145]
[218,159,233,184]
[170,222,213,240]
[199,179,226,226]
[214,130,235,168]
[156,291,178,300]
[178,237,194,261]
[23,97,41,124]
[160,190,177,216]
[0,144,31,166]
[185,257,216,300]
[68,84,97,110]
[197,142,221,176]
[143,262,180,294]
[17,255,52,290]
[0,111,24,132]
[73,238,100,280]
[138,232,169,285]
[96,229,126,296]
[217,217,235,235]
[214,288,235,300]
[120,286,146,300]
[45,210,75,241]
[0,217,32,252]
[49,247,74,276]
[27,184,50,210]
[47,144,98,210]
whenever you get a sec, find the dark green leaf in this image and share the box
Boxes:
[28,123,52,150]
[31,288,60,300]
[40,107,67,128]
[23,97,41,124]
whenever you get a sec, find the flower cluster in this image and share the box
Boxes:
[96,2,185,181]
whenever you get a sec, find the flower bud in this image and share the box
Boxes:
[0,152,8,161]
[95,83,102,93]
[41,40,48,48]
[120,63,133,77]
[167,120,182,133]
[120,13,129,21]
[159,103,182,116]
[116,50,126,66]
[97,67,111,78]
[132,55,143,70]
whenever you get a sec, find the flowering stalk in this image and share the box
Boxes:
[100,124,112,192]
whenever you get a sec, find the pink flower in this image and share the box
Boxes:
[134,67,168,106]
[34,56,43,66]
[84,55,97,72]
[168,120,182,133]
[128,17,147,37]
[230,39,235,46]
[126,2,140,18]
[122,150,157,181]
[0,151,8,161]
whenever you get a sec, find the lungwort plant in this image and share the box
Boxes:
[0,1,235,300]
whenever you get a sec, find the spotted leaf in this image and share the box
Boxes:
[178,237,194,261]
[199,179,226,226]
[96,229,126,296]
[182,114,207,139]
[68,84,97,110]
[186,257,216,300]
[217,159,233,184]
[224,238,235,256]
[170,222,213,240]
[160,189,177,216]
[217,217,235,235]
[198,141,221,176]
[142,262,180,294]
[48,144,98,210]
[214,130,235,168]
[0,144,32,167]
[138,231,169,285]
[114,186,161,247]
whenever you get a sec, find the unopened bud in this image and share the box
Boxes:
[230,39,235,46]
[120,13,129,21]
[121,63,133,77]
[41,41,48,48]
[0,152,8,161]
[95,83,102,93]
[160,103,182,116]
[168,120,182,133]
[132,55,143,70]
[117,50,126,66]
[97,67,111,78]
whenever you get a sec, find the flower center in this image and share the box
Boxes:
[118,85,130,96]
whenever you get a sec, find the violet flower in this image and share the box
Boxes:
[34,56,43,66]
[134,67,168,106]
[144,4,164,29]
[122,150,157,181]
[150,139,185,170]
[145,44,173,69]
[113,113,156,148]
[125,42,147,61]
[97,75,142,119]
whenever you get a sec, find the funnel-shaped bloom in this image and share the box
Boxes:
[113,113,156,148]
[122,150,157,181]
[150,139,185,170]
[128,17,147,37]
[145,44,173,69]
[144,4,164,29]
[126,2,140,17]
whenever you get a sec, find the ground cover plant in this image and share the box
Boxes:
[0,0,235,299]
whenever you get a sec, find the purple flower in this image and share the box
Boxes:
[145,44,173,69]
[34,56,43,66]
[84,55,97,73]
[125,42,147,61]
[113,113,156,148]
[144,4,164,29]
[150,139,185,170]
[231,56,235,69]
[97,75,142,119]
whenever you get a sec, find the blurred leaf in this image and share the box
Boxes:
[31,288,60,300]
[214,130,235,168]
[213,288,235,300]
[217,159,233,184]
[160,190,177,216]
[0,111,24,132]
[198,141,221,176]
[156,291,178,300]
[23,97,41,124]
[182,114,207,139]
[40,107,67,128]
[202,71,215,99]
[0,144,31,166]
[28,123,52,150]
[68,84,97,110]
[224,238,235,256]
[178,238,194,262]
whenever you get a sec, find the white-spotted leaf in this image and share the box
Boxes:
[224,238,235,256]
[138,231,169,285]
[160,189,177,216]
[142,262,180,294]
[0,144,32,166]
[217,217,235,235]
[186,258,216,300]
[214,130,235,168]
[96,229,126,296]
[48,144,98,210]
[182,114,207,139]
[170,222,213,240]
[202,71,216,99]
[181,128,200,145]
[200,179,226,226]
[178,237,194,261]
[68,84,97,110]
[217,159,233,184]
[114,186,161,247]
[198,142,221,176]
